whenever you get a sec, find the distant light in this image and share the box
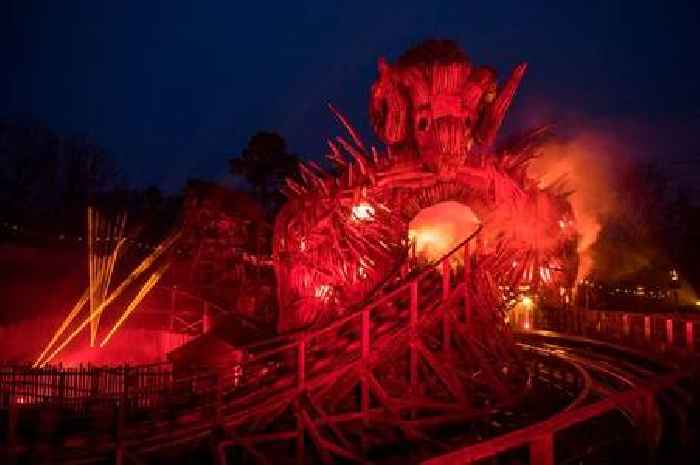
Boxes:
[521,296,534,308]
[695,300,700,307]
[352,202,375,221]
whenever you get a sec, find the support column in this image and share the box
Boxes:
[666,319,674,347]
[686,322,694,352]
[622,314,630,337]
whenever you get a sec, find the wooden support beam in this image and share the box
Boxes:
[299,407,333,465]
[529,433,554,465]
[296,406,305,465]
[442,259,450,302]
[7,369,17,465]
[298,340,306,389]
[463,241,471,325]
[409,281,419,397]
[202,302,212,334]
[115,366,129,465]
[361,309,370,417]
[686,322,695,352]
[666,319,674,347]
[442,260,451,353]
[622,314,630,337]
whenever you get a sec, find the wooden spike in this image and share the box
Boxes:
[299,162,322,186]
[285,177,305,195]
[371,146,380,165]
[336,136,368,175]
[326,140,348,168]
[328,103,365,150]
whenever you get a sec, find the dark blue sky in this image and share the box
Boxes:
[2,1,699,190]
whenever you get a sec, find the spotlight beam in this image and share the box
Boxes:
[33,290,89,368]
[100,263,169,347]
[40,231,180,366]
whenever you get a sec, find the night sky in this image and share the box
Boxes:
[2,1,699,191]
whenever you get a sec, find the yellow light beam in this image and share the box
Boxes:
[89,210,127,346]
[40,232,180,366]
[100,263,168,347]
[88,207,96,346]
[33,290,89,367]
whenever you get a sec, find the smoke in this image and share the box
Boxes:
[528,130,630,280]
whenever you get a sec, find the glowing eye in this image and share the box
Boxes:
[352,203,375,221]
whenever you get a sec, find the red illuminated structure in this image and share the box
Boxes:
[274,40,577,334]
[233,39,582,460]
[2,40,591,464]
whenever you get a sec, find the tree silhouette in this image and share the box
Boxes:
[229,132,300,213]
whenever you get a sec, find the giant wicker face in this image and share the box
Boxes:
[369,41,526,172]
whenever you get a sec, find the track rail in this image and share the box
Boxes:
[425,330,694,465]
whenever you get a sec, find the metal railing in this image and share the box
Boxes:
[512,305,699,356]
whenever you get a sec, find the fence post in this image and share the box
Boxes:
[686,322,695,352]
[7,368,17,465]
[622,314,630,337]
[115,366,129,465]
[530,432,554,465]
[644,316,652,342]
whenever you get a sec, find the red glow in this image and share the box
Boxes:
[409,201,480,264]
[351,202,375,221]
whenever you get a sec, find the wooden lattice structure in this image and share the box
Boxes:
[1,41,585,464]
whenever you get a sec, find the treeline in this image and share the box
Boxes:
[0,118,180,242]
[591,160,700,292]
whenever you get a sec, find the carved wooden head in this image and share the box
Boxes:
[369,40,526,171]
